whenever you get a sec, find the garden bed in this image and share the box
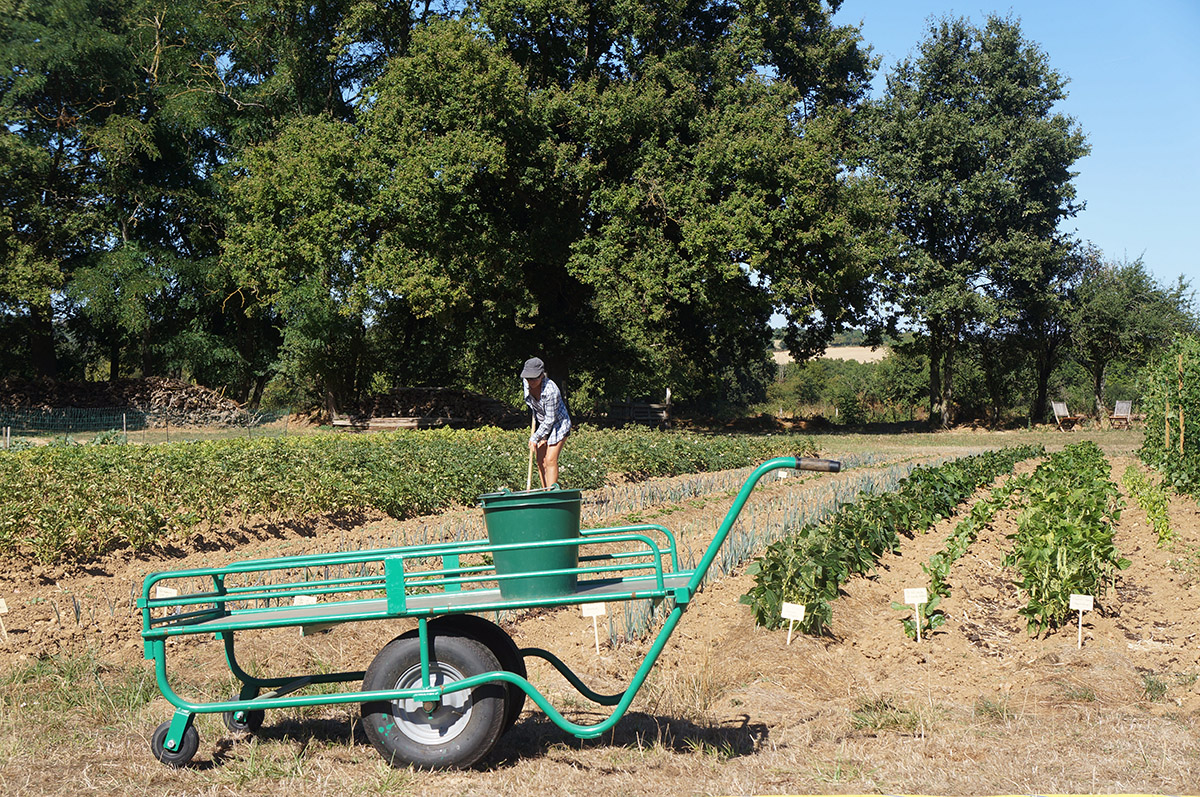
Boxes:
[0,433,1196,795]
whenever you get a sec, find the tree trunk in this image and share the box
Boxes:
[1092,362,1107,418]
[27,303,57,379]
[940,335,956,429]
[927,321,943,429]
[1029,353,1053,425]
[109,334,121,381]
[249,372,268,411]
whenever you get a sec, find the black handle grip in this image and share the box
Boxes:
[795,457,841,473]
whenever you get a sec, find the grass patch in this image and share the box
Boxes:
[1141,674,1169,702]
[849,696,936,735]
[974,695,1016,721]
[1060,682,1098,703]
[2,648,157,722]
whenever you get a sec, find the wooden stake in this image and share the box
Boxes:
[1166,399,1171,450]
[1180,354,1185,454]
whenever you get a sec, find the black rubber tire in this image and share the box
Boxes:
[361,632,506,769]
[222,693,265,734]
[150,720,200,768]
[429,614,526,731]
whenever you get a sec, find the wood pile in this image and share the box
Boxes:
[342,387,522,428]
[0,377,249,427]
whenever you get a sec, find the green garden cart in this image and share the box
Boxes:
[138,455,840,769]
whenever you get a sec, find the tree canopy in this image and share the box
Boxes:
[1,2,1192,423]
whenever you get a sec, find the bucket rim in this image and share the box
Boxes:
[479,487,582,506]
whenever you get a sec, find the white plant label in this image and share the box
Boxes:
[582,603,605,655]
[1070,593,1093,649]
[781,602,805,621]
[0,598,6,642]
[153,585,180,617]
[0,599,7,614]
[904,587,929,643]
[781,602,805,646]
[294,594,332,636]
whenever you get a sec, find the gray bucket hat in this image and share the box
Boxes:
[520,357,545,379]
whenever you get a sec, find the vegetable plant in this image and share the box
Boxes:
[1122,465,1172,547]
[1004,441,1130,635]
[741,446,1042,636]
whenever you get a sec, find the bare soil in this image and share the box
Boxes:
[1,440,1198,795]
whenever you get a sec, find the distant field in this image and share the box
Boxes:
[773,345,889,364]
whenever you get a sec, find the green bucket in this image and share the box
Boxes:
[480,485,582,600]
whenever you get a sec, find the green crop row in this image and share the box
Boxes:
[1004,441,1129,635]
[0,426,798,563]
[895,472,1029,639]
[1121,465,1173,547]
[740,445,1043,636]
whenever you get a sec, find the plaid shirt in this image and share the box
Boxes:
[525,377,571,445]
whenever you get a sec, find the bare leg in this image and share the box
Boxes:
[542,439,565,487]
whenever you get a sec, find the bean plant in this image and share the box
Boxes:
[1121,465,1172,547]
[1004,441,1130,635]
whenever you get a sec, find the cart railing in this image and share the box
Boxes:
[140,522,683,639]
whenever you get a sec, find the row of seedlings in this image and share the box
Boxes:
[1121,465,1173,547]
[740,445,1044,636]
[894,469,1034,639]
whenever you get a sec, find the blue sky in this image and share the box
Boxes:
[833,0,1200,291]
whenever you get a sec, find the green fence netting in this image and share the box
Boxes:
[0,407,296,447]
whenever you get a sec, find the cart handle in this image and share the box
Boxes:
[685,455,841,596]
[794,456,841,473]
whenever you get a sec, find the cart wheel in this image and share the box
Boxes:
[150,720,200,768]
[222,693,265,734]
[430,615,526,731]
[361,632,506,769]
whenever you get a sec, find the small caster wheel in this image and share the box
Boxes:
[150,720,200,768]
[223,694,265,733]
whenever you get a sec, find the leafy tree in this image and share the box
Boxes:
[1072,253,1195,417]
[992,233,1083,424]
[220,4,887,413]
[866,15,1088,427]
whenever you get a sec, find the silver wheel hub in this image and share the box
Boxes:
[391,662,473,745]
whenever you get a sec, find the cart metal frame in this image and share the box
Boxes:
[139,456,839,767]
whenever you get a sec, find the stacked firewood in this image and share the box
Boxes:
[346,387,522,428]
[0,377,249,427]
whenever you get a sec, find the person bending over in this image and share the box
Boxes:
[521,357,571,488]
